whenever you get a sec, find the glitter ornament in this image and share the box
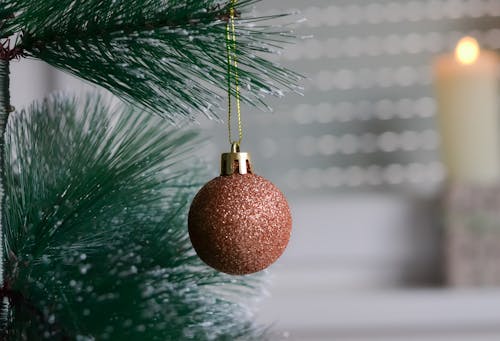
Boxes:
[188,144,292,275]
[189,0,291,275]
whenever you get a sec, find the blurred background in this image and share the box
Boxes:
[10,0,500,340]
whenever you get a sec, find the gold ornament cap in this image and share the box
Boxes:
[221,143,253,175]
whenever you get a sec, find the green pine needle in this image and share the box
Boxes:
[1,0,302,122]
[3,95,266,340]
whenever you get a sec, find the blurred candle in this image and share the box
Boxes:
[433,37,500,184]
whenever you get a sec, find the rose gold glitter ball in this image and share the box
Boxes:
[188,173,292,275]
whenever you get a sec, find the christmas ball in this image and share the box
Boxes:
[188,172,292,275]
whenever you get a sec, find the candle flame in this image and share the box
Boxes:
[455,37,480,65]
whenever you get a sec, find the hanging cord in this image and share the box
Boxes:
[226,0,242,147]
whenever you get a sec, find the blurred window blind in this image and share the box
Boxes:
[209,0,500,197]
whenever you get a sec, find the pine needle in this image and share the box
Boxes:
[2,0,302,122]
[3,95,266,340]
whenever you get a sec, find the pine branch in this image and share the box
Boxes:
[3,95,266,340]
[3,0,302,122]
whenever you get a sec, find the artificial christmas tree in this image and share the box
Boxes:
[0,0,300,339]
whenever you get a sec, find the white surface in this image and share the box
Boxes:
[274,193,440,290]
[257,289,500,341]
[256,194,500,340]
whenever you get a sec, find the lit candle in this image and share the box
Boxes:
[433,37,500,184]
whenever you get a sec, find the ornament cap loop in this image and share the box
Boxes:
[231,142,240,153]
[221,144,252,175]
